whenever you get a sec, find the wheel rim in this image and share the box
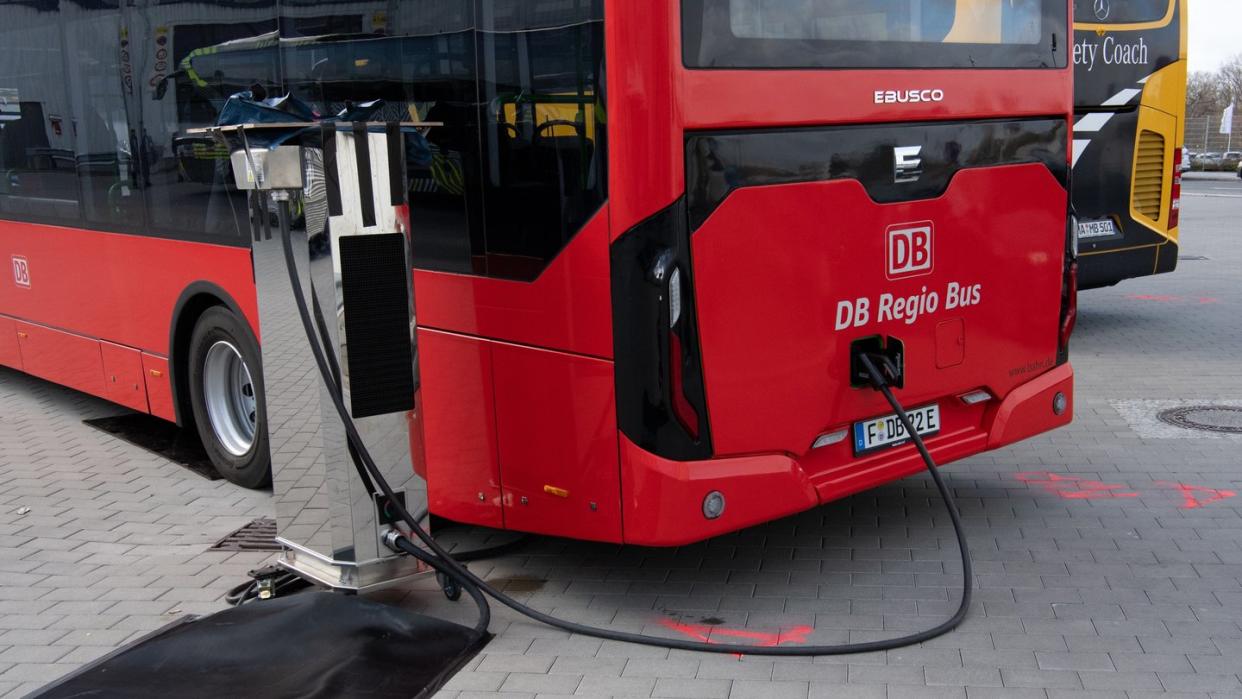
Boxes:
[202,340,257,457]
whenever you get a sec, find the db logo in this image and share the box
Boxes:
[11,255,30,288]
[886,223,933,280]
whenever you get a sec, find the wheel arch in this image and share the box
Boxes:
[168,282,254,428]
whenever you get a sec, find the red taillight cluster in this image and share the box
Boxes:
[1059,260,1078,353]
[1169,148,1182,230]
[668,331,700,439]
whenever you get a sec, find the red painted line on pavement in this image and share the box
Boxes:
[660,618,813,658]
[1016,471,1140,500]
[1155,481,1237,510]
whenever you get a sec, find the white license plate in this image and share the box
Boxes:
[853,404,940,455]
[1076,218,1119,240]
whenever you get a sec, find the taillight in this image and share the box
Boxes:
[1169,148,1182,230]
[1059,260,1078,353]
[611,198,712,460]
[668,331,700,439]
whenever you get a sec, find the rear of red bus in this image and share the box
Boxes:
[605,0,1076,545]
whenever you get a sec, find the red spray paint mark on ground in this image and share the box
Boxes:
[1015,472,1140,500]
[1155,481,1237,510]
[1016,473,1236,510]
[1126,294,1220,305]
[660,618,813,658]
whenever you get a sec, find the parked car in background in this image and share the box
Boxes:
[1181,149,1192,172]
[1222,152,1242,170]
[1194,152,1223,169]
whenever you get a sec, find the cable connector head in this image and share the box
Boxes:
[381,528,406,553]
[850,336,906,390]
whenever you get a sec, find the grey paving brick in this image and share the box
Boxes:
[1157,672,1242,693]
[1001,669,1082,690]
[1035,652,1115,672]
[623,659,700,679]
[597,641,671,659]
[846,664,926,685]
[443,672,508,692]
[526,638,603,658]
[807,684,884,699]
[728,679,808,699]
[926,666,1005,687]
[1078,671,1163,691]
[652,677,732,699]
[0,647,71,664]
[478,655,557,674]
[963,688,1049,699]
[1044,692,1128,699]
[498,672,582,695]
[1109,652,1194,673]
[888,687,966,699]
[771,662,847,682]
[963,650,1041,669]
[54,647,112,666]
[695,659,772,681]
[549,656,626,676]
[0,662,79,683]
[574,675,656,697]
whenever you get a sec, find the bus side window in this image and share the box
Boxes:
[476,0,607,282]
[0,1,81,225]
[280,1,482,276]
[62,0,144,230]
[134,0,280,243]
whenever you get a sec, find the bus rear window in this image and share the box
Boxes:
[1073,0,1168,24]
[683,0,1067,69]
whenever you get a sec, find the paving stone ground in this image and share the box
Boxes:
[2,174,1241,698]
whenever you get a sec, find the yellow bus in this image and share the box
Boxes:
[1072,0,1187,288]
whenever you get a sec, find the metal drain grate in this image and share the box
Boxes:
[1157,405,1242,434]
[211,518,281,551]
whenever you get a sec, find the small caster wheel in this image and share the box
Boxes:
[437,572,461,601]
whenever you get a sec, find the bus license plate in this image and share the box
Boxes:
[853,404,940,455]
[1076,218,1119,240]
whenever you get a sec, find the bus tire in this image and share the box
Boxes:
[186,306,271,489]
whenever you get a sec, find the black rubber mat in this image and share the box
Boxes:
[30,592,488,699]
[84,413,221,481]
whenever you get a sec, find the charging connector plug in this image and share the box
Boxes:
[850,336,905,389]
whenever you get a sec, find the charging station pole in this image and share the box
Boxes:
[219,122,428,592]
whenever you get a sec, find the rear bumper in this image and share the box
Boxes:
[619,363,1073,546]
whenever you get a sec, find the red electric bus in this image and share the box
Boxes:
[0,0,1075,545]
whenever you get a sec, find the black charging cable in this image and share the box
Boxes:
[276,202,973,653]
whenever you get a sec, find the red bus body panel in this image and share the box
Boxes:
[692,167,1067,458]
[142,354,176,422]
[491,341,622,542]
[100,341,149,413]
[414,207,613,359]
[0,316,20,370]
[420,328,505,529]
[0,221,256,357]
[14,321,106,398]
